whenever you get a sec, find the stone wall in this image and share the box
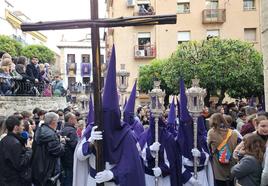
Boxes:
[262,0,268,111]
[0,96,68,116]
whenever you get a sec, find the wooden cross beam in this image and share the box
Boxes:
[21,1,176,185]
[21,14,176,31]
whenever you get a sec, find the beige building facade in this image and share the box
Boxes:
[106,0,261,97]
[261,0,268,110]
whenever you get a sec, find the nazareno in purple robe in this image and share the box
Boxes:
[82,45,145,186]
[167,97,178,137]
[139,116,182,186]
[123,80,144,139]
[178,78,210,183]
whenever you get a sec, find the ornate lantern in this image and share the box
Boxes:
[185,78,206,179]
[116,64,130,105]
[149,81,165,118]
[116,64,130,93]
[186,78,206,118]
[148,81,165,185]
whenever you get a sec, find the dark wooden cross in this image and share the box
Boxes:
[21,1,176,185]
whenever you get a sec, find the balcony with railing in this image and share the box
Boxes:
[134,44,156,59]
[134,4,155,16]
[202,9,226,24]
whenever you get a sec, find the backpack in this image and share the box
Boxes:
[216,129,233,164]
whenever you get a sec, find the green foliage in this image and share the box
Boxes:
[138,38,264,103]
[21,44,55,64]
[0,35,22,56]
[138,59,167,92]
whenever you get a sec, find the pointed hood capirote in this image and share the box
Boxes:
[179,78,192,123]
[123,80,137,124]
[102,45,130,164]
[123,97,128,110]
[83,94,94,140]
[167,97,176,124]
[167,97,177,135]
[87,95,94,127]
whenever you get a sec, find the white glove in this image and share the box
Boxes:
[152,167,162,177]
[191,148,201,157]
[95,170,113,183]
[150,142,161,152]
[88,126,103,144]
[189,177,202,186]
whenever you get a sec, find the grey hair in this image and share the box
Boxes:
[44,112,59,124]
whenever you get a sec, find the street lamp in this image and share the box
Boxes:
[148,81,165,186]
[116,64,130,106]
[185,78,206,179]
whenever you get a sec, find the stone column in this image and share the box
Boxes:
[262,0,268,111]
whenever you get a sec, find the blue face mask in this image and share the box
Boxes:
[20,131,29,140]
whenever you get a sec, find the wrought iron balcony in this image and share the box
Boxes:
[134,44,156,59]
[202,9,226,24]
[134,11,156,16]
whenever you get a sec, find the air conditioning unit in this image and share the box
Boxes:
[135,50,145,57]
[127,0,135,7]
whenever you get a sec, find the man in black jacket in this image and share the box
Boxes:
[60,112,78,186]
[26,57,40,83]
[31,112,65,186]
[0,115,32,186]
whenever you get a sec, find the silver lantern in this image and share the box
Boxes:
[186,78,206,179]
[148,81,165,186]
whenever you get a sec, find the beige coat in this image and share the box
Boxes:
[208,128,238,181]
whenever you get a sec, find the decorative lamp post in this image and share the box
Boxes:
[116,64,130,106]
[148,81,165,186]
[186,78,206,179]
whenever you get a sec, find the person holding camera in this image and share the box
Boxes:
[0,115,32,186]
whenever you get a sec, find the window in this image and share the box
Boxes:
[205,0,218,9]
[177,0,190,13]
[138,32,151,50]
[177,3,190,13]
[67,54,75,63]
[81,54,90,63]
[177,31,190,44]
[82,77,90,84]
[137,3,154,15]
[68,77,76,92]
[244,28,257,42]
[206,29,220,38]
[243,0,255,10]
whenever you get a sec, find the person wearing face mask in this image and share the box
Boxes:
[0,115,32,186]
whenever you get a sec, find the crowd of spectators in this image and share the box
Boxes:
[0,106,84,186]
[0,98,268,186]
[0,52,65,96]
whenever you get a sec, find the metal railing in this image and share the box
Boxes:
[134,44,156,59]
[202,9,226,24]
[0,78,65,97]
[134,11,156,16]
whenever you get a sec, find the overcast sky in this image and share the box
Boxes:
[10,0,106,52]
